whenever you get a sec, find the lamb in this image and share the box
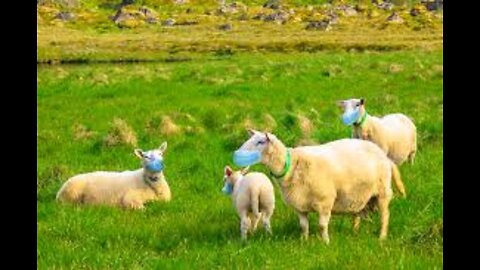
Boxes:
[233,129,406,244]
[56,142,171,209]
[221,166,275,240]
[337,98,417,165]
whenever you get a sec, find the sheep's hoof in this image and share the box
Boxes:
[300,234,309,241]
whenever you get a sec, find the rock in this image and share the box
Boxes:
[138,6,157,18]
[253,13,265,20]
[112,9,134,24]
[305,20,331,31]
[326,11,339,24]
[145,17,157,24]
[176,20,199,26]
[263,0,281,10]
[45,0,78,8]
[336,5,357,16]
[422,0,443,11]
[219,23,232,30]
[238,13,249,20]
[410,7,421,17]
[162,18,176,26]
[111,6,159,27]
[173,0,188,4]
[377,2,394,10]
[263,11,289,24]
[386,12,404,23]
[217,2,247,15]
[55,12,75,21]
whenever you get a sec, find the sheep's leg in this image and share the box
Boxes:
[408,151,416,165]
[353,215,361,232]
[122,192,145,210]
[250,212,262,232]
[240,211,251,240]
[250,192,261,232]
[297,212,309,240]
[318,211,332,244]
[261,208,274,235]
[377,195,392,240]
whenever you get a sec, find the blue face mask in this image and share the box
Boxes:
[233,150,262,167]
[222,182,233,195]
[145,159,164,172]
[342,107,361,126]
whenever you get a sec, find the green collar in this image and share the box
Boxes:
[354,111,368,127]
[271,148,291,179]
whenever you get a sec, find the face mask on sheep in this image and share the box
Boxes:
[233,129,273,167]
[134,142,167,182]
[337,98,366,126]
[222,166,249,195]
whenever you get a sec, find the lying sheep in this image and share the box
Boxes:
[56,142,171,209]
[337,98,417,165]
[221,166,275,240]
[233,129,406,243]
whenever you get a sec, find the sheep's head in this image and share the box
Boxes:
[134,141,167,182]
[337,98,366,126]
[233,129,278,167]
[222,165,249,195]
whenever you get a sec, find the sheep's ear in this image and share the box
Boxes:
[265,132,271,142]
[158,142,167,154]
[134,149,145,159]
[247,129,256,136]
[336,100,345,108]
[240,166,250,175]
[224,166,233,177]
[360,98,365,105]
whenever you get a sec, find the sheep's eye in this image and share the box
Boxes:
[355,103,360,107]
[256,140,265,146]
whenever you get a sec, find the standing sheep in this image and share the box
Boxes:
[221,166,275,240]
[233,129,406,244]
[56,142,171,209]
[337,98,417,165]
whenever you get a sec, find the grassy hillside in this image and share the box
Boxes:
[37,0,443,62]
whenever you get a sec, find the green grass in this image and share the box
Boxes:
[37,50,443,269]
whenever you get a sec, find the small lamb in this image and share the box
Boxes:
[56,142,171,209]
[338,98,417,165]
[221,166,275,240]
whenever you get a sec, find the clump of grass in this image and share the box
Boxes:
[103,117,138,147]
[262,113,277,132]
[409,219,443,247]
[72,123,96,140]
[388,63,404,73]
[297,114,314,138]
[159,115,182,136]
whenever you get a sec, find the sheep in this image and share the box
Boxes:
[233,129,406,244]
[56,142,171,209]
[221,166,275,240]
[337,98,417,165]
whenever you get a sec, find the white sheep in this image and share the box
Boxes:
[221,166,275,240]
[233,129,406,244]
[337,98,417,165]
[56,142,171,209]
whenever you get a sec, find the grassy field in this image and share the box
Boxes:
[37,50,443,269]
